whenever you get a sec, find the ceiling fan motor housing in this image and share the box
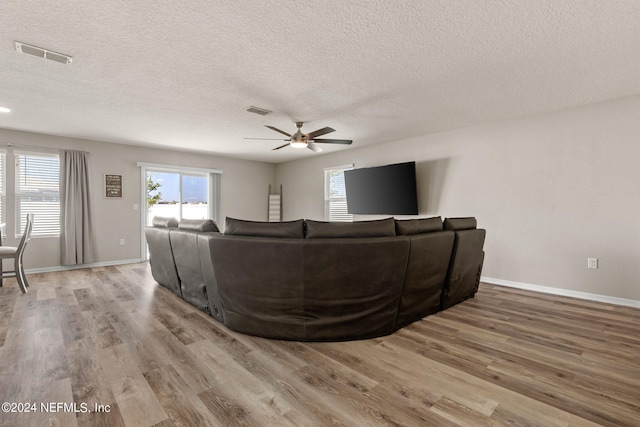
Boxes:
[291,122,308,147]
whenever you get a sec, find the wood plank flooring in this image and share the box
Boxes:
[0,263,639,426]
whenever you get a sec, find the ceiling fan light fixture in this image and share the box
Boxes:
[290,140,307,149]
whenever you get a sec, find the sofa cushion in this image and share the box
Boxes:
[152,216,178,228]
[305,218,396,239]
[443,217,477,231]
[395,216,443,235]
[225,217,304,238]
[178,219,219,232]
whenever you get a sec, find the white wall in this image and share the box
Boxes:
[276,95,640,302]
[0,128,276,269]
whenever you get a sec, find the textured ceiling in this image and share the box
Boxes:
[1,1,640,163]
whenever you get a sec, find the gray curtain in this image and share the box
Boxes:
[61,150,95,265]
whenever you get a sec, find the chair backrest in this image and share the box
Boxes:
[16,213,34,254]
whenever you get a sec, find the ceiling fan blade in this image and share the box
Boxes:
[244,137,290,140]
[311,138,352,145]
[307,142,323,153]
[272,143,290,151]
[306,126,335,139]
[265,125,292,137]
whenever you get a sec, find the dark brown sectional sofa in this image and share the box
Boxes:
[145,215,485,341]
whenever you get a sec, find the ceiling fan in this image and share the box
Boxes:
[246,122,352,152]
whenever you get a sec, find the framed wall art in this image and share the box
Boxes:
[105,174,123,198]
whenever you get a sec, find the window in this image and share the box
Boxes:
[324,164,353,222]
[139,162,221,259]
[139,162,221,224]
[145,170,211,224]
[15,151,60,237]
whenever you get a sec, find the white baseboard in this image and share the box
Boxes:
[481,276,640,309]
[25,258,145,275]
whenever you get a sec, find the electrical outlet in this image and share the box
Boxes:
[120,238,125,246]
[587,258,598,269]
[133,203,138,210]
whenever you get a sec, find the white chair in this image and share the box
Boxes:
[0,214,34,293]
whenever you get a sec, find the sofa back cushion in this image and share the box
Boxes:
[225,217,304,238]
[395,216,443,235]
[152,216,178,228]
[178,219,219,232]
[443,217,477,231]
[305,218,396,239]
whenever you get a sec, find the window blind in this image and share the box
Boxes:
[15,152,60,236]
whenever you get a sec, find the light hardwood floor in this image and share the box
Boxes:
[0,263,639,426]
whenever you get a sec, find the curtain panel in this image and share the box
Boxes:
[60,150,96,265]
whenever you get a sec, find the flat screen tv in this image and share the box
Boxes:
[344,161,418,215]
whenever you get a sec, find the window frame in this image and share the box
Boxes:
[324,164,353,222]
[145,169,211,223]
[138,162,222,260]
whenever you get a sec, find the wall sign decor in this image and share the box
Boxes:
[105,174,123,198]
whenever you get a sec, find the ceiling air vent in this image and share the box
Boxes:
[15,41,73,64]
[246,106,272,116]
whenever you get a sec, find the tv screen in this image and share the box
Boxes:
[344,161,418,215]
